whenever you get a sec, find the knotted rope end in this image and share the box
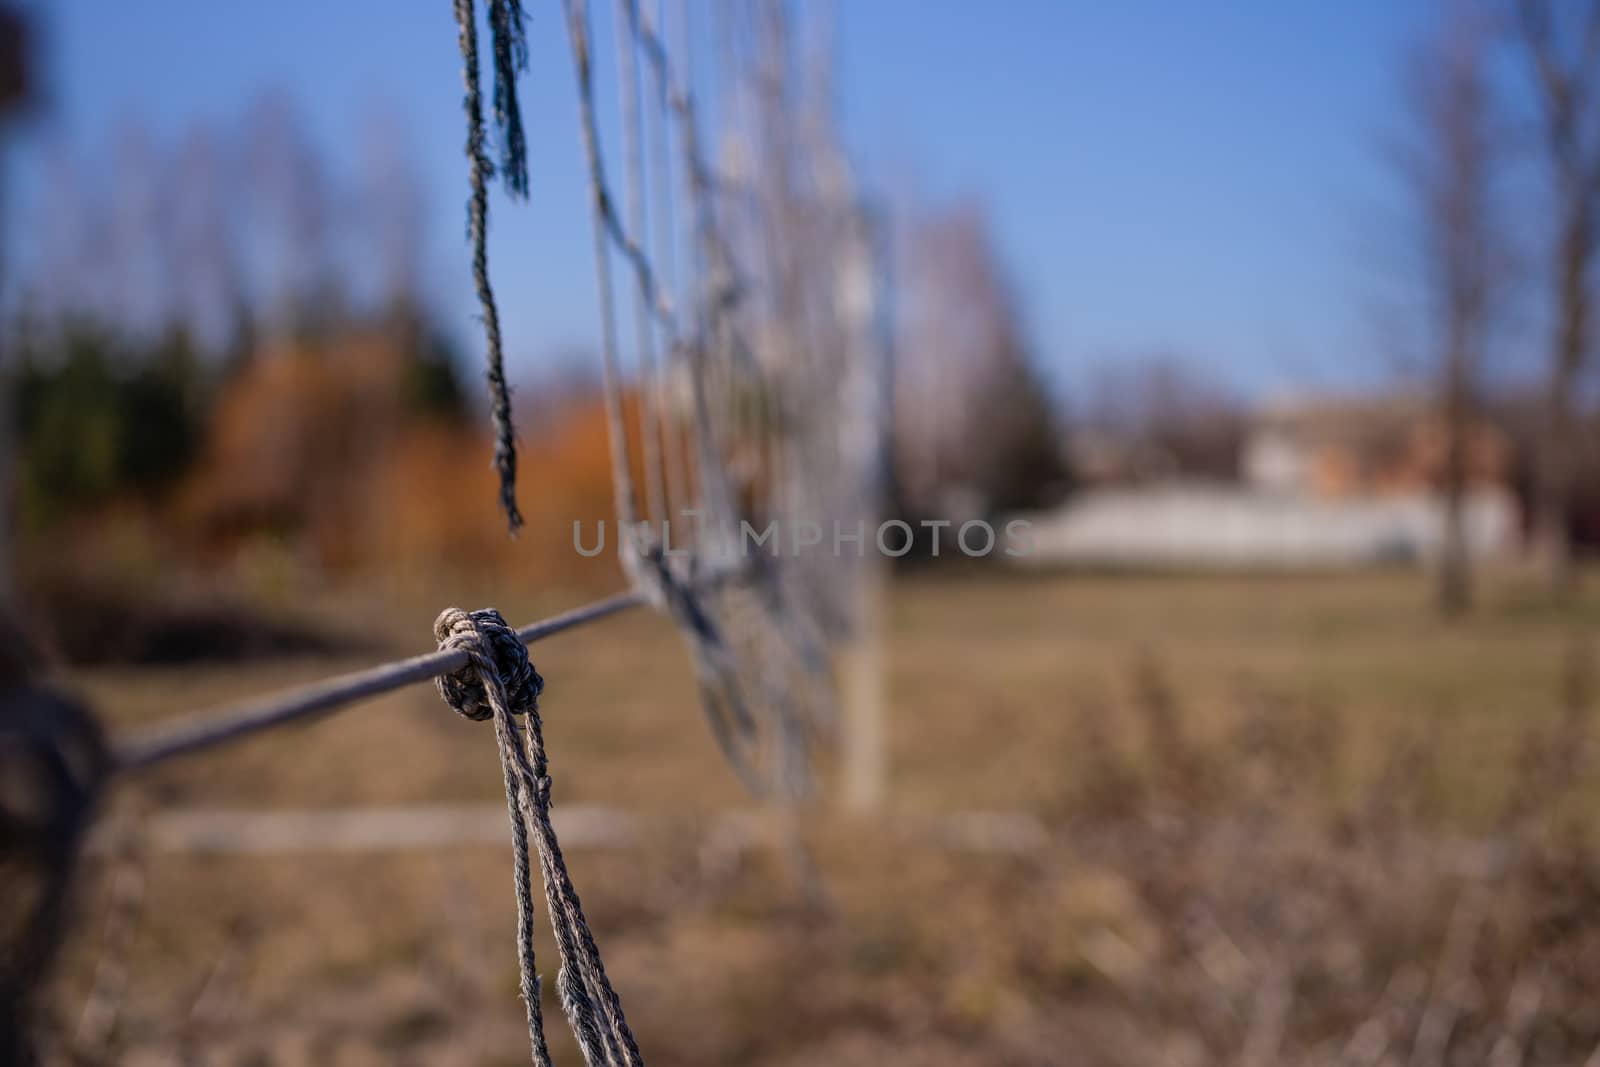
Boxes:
[433,607,544,722]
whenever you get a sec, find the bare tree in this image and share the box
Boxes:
[1516,0,1600,596]
[1079,354,1245,483]
[356,106,427,317]
[237,93,338,335]
[896,200,1066,525]
[166,128,249,352]
[1391,14,1510,614]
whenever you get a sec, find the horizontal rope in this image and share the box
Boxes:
[113,589,646,775]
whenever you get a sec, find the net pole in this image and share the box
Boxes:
[839,202,890,814]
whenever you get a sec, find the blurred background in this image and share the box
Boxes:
[4,1,1600,1064]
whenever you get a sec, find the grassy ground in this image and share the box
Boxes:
[36,566,1600,1065]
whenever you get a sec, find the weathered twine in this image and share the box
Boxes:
[433,608,642,1067]
[452,0,527,534]
[559,0,854,803]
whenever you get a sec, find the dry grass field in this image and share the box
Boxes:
[36,567,1600,1065]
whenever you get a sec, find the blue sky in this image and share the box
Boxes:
[6,1,1447,398]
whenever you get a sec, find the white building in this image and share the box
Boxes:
[1014,395,1520,569]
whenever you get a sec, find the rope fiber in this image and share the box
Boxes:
[114,588,646,773]
[454,0,529,533]
[434,607,642,1067]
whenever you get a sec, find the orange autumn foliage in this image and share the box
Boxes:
[178,331,671,587]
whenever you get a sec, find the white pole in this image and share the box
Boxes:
[840,199,894,814]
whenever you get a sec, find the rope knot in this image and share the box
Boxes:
[433,607,543,721]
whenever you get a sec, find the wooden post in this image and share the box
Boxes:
[840,198,895,814]
[840,564,886,812]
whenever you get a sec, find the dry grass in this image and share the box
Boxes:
[33,566,1600,1065]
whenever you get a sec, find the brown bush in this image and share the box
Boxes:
[174,332,661,588]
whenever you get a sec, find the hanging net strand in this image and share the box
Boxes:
[562,0,644,555]
[551,0,887,802]
[454,0,529,533]
[613,0,667,527]
[565,0,776,798]
[487,0,532,197]
[434,607,643,1067]
[641,0,690,519]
